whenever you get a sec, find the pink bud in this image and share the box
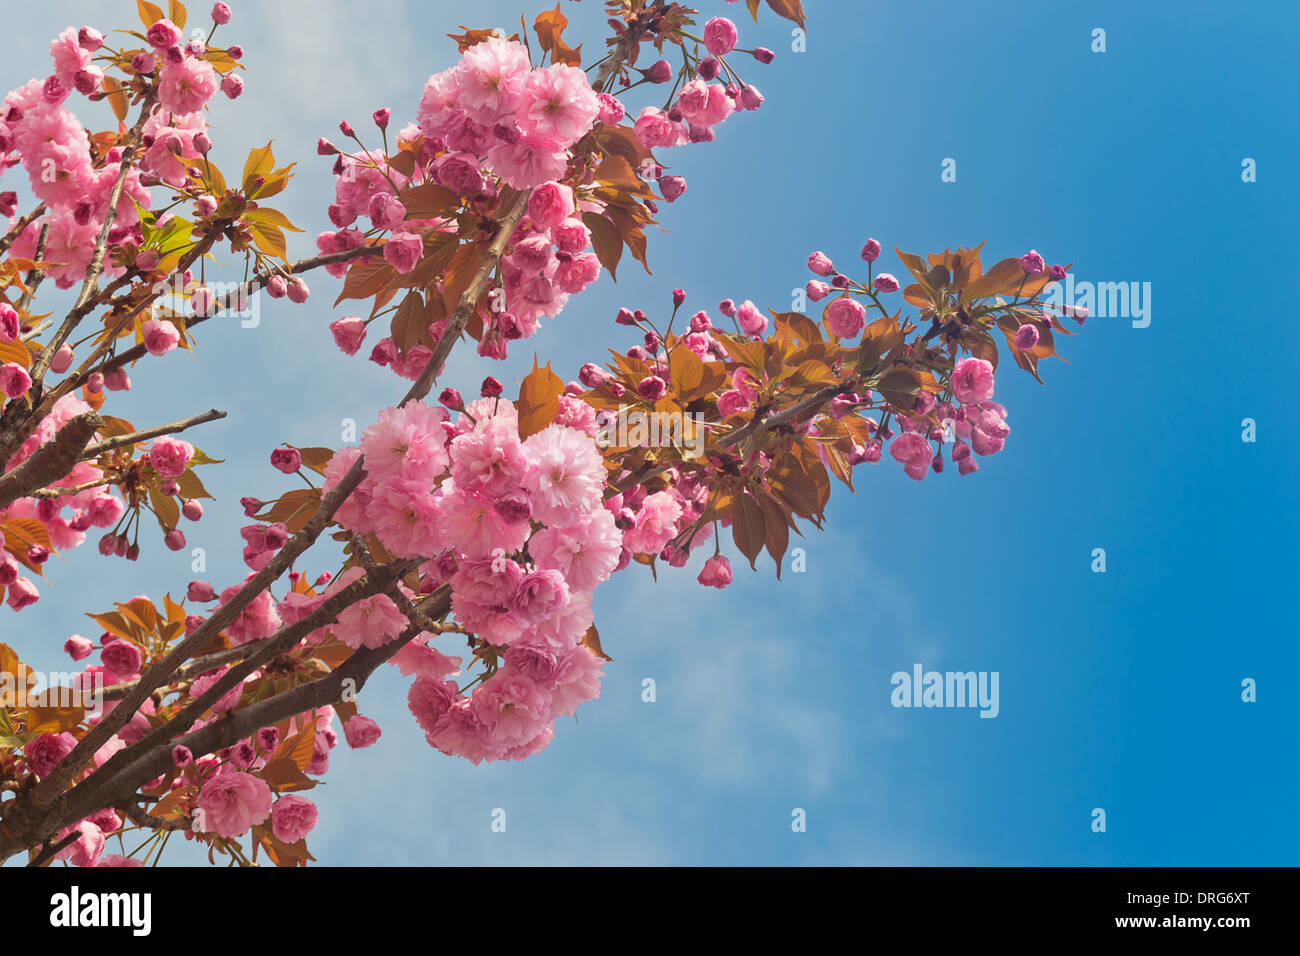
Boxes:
[644,59,672,83]
[873,273,901,293]
[861,238,881,262]
[164,529,186,551]
[50,345,74,374]
[752,47,775,64]
[373,107,390,129]
[480,376,503,398]
[265,275,288,298]
[286,277,309,303]
[439,387,464,410]
[187,580,217,602]
[211,2,232,24]
[270,447,302,474]
[659,175,686,202]
[64,634,94,660]
[182,499,203,521]
[220,74,243,99]
[78,27,104,51]
[1014,324,1040,351]
[807,251,835,276]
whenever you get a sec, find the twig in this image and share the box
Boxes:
[0,203,46,256]
[26,829,78,868]
[80,408,227,459]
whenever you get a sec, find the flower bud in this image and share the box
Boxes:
[644,59,672,83]
[480,376,503,398]
[270,447,302,473]
[578,363,608,388]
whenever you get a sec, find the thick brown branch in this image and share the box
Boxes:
[0,412,102,509]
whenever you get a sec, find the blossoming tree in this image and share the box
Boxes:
[0,0,1084,866]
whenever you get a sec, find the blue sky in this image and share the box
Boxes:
[3,0,1296,865]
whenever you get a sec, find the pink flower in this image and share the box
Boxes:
[270,794,318,844]
[342,714,382,749]
[555,253,601,295]
[217,579,282,644]
[328,316,367,356]
[512,568,570,623]
[149,436,194,478]
[101,638,142,680]
[522,424,606,524]
[889,433,932,481]
[329,570,408,649]
[825,296,866,338]
[0,362,31,399]
[874,273,901,293]
[548,645,604,717]
[487,134,568,189]
[457,36,530,119]
[408,676,460,735]
[950,357,995,405]
[470,672,550,747]
[370,475,443,558]
[384,231,423,274]
[735,299,767,336]
[596,92,624,125]
[450,417,529,497]
[25,731,77,778]
[861,238,882,262]
[197,769,272,838]
[55,821,105,867]
[142,317,181,355]
[145,19,182,50]
[703,16,739,55]
[623,490,683,554]
[528,509,622,592]
[697,554,733,589]
[1015,323,1040,350]
[1021,249,1046,274]
[158,56,219,115]
[360,401,450,483]
[517,64,599,146]
[435,485,530,558]
[527,181,573,229]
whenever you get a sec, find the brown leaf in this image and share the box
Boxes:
[580,624,612,662]
[514,357,566,439]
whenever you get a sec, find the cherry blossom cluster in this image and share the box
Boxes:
[2,10,241,287]
[320,36,611,370]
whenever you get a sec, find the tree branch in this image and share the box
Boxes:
[79,408,227,460]
[0,412,103,509]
